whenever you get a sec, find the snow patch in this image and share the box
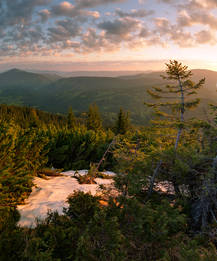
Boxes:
[17,170,115,227]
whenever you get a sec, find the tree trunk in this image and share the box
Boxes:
[175,77,185,151]
[144,160,162,203]
[96,136,117,171]
[172,77,185,196]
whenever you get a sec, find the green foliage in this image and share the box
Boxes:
[0,207,25,261]
[18,192,126,261]
[0,104,67,129]
[64,191,101,225]
[114,197,188,260]
[114,108,131,135]
[145,60,205,121]
[67,106,76,129]
[0,68,216,125]
[1,190,217,260]
[211,104,217,125]
[87,103,103,131]
[75,211,126,261]
[47,126,114,170]
[0,68,216,261]
[0,120,48,206]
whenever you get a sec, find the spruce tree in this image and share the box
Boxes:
[146,60,205,150]
[115,108,130,135]
[145,60,205,197]
[87,103,102,131]
[67,106,76,129]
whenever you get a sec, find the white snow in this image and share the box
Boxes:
[17,170,115,227]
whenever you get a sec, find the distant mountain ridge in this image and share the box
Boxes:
[0,68,59,89]
[0,68,216,124]
[1,69,152,78]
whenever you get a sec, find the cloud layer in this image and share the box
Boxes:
[1,0,217,58]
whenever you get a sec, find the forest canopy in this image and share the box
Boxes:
[0,61,217,260]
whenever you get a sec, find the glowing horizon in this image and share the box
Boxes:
[1,0,217,72]
[1,59,217,73]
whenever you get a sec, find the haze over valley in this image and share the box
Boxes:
[0,67,216,125]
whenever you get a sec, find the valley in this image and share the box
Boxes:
[0,68,216,125]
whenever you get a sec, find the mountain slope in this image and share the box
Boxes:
[0,68,60,90]
[0,69,62,106]
[34,76,152,124]
[0,68,216,124]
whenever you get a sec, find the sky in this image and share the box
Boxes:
[1,0,217,72]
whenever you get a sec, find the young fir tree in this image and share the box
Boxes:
[145,60,205,197]
[67,106,76,129]
[87,103,102,131]
[146,60,205,150]
[115,108,130,135]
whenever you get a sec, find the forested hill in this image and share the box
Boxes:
[0,68,60,90]
[0,68,216,124]
[0,104,67,128]
[1,63,217,260]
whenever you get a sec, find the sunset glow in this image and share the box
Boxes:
[1,0,217,71]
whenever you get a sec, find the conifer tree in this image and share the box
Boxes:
[87,103,102,131]
[146,60,205,150]
[115,108,130,135]
[30,108,39,127]
[67,106,76,129]
[145,60,205,197]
